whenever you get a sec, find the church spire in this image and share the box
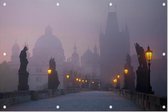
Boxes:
[105,11,119,36]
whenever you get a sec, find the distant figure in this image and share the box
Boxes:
[18,46,29,91]
[48,58,60,91]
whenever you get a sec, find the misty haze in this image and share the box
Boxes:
[0,0,167,111]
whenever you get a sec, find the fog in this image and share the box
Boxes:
[0,0,166,62]
[0,0,167,96]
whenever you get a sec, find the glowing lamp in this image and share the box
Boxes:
[117,75,120,79]
[48,69,52,75]
[76,78,79,81]
[66,74,70,79]
[145,46,153,63]
[124,68,128,74]
[113,78,117,83]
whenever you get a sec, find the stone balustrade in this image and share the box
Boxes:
[119,89,167,111]
[0,88,83,110]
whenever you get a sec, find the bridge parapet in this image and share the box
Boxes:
[0,91,31,109]
[119,89,166,111]
[0,88,85,110]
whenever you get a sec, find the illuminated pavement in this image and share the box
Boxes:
[7,91,142,111]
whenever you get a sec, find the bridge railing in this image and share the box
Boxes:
[118,89,166,111]
[0,88,85,110]
[0,91,31,109]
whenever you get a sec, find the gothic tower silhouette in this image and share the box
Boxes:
[99,11,130,87]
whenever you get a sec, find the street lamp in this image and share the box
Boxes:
[48,69,52,75]
[117,74,120,79]
[76,78,79,81]
[66,74,70,79]
[124,68,128,74]
[113,78,117,84]
[145,46,153,63]
[145,46,153,93]
[82,80,84,83]
[116,74,120,89]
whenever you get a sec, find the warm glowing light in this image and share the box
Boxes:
[76,78,79,81]
[145,46,153,62]
[66,74,70,79]
[3,52,7,56]
[82,80,84,83]
[48,69,52,75]
[85,80,88,83]
[79,79,81,82]
[113,79,117,83]
[124,68,128,74]
[117,75,120,79]
[92,81,95,84]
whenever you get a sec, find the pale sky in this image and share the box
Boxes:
[0,0,167,63]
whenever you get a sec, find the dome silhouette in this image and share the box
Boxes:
[31,26,65,66]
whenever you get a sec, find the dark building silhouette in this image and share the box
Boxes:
[99,11,130,86]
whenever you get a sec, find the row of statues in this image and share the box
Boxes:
[18,43,153,94]
[18,46,60,91]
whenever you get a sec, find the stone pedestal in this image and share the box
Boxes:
[18,71,29,91]
[136,65,153,94]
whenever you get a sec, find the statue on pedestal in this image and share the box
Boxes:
[123,54,135,91]
[18,46,29,91]
[48,58,60,90]
[135,43,153,94]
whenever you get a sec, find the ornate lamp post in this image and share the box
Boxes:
[145,46,153,93]
[113,78,117,88]
[116,74,120,89]
[123,68,129,89]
